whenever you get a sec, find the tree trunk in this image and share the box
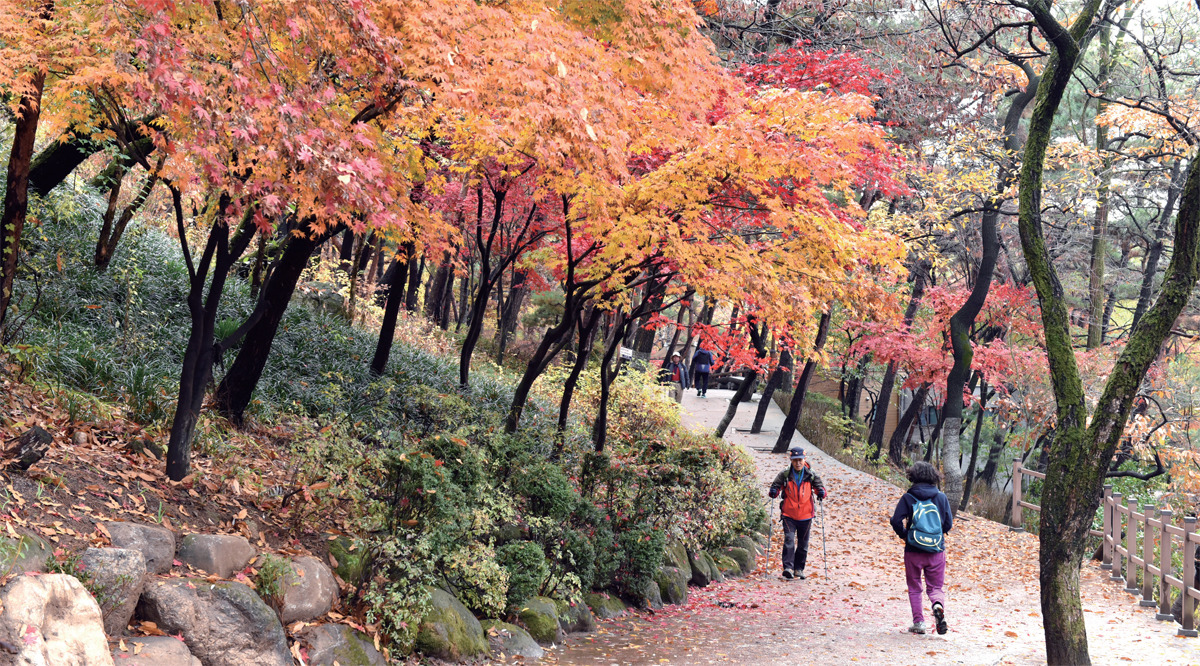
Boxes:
[166,195,256,480]
[495,269,527,361]
[715,318,767,439]
[1086,20,1121,349]
[631,274,664,356]
[959,379,989,511]
[943,70,1036,512]
[425,252,451,321]
[95,158,163,271]
[370,249,411,376]
[1012,2,1186,660]
[505,299,579,433]
[868,260,930,457]
[751,349,792,433]
[1131,159,1183,330]
[405,255,423,312]
[213,223,337,425]
[592,311,630,452]
[976,427,1007,490]
[889,382,930,468]
[772,312,831,452]
[556,306,600,440]
[0,66,46,336]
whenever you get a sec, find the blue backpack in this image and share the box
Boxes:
[906,494,944,553]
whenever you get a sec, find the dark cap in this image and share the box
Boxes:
[788,447,805,460]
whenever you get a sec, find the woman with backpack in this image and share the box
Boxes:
[889,461,953,635]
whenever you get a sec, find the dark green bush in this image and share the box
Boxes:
[495,541,549,608]
[511,462,576,520]
[616,522,664,598]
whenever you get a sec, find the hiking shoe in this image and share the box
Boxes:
[932,603,948,635]
[908,622,928,635]
[794,569,807,579]
[782,569,793,580]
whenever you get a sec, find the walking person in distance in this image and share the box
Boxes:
[691,344,714,397]
[662,352,689,404]
[890,461,952,635]
[768,447,826,579]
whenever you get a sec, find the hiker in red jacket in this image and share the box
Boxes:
[768,447,826,579]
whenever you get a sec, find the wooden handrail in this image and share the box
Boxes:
[1009,459,1199,637]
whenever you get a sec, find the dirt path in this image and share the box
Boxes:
[548,389,1196,665]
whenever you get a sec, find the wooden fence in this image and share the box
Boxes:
[1011,458,1200,638]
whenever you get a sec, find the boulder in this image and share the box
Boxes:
[0,573,113,665]
[481,620,544,660]
[104,522,176,575]
[733,534,764,557]
[638,579,663,610]
[298,623,386,666]
[584,592,627,620]
[79,547,147,636]
[111,636,201,666]
[687,549,724,587]
[655,566,689,606]
[663,541,690,572]
[278,556,338,624]
[327,537,369,586]
[721,546,755,575]
[554,598,596,633]
[137,578,290,666]
[177,534,255,578]
[713,552,742,578]
[414,588,487,661]
[516,596,563,644]
[0,532,51,575]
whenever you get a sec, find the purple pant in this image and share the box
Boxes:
[904,550,946,623]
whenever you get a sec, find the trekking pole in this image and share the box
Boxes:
[819,497,828,580]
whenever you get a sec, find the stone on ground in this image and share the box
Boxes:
[278,556,338,624]
[516,596,564,644]
[136,578,290,666]
[0,573,113,666]
[104,522,175,575]
[555,598,596,633]
[639,579,664,610]
[327,536,369,586]
[721,546,754,575]
[663,541,690,573]
[584,592,627,620]
[414,588,488,661]
[733,534,764,557]
[687,549,724,587]
[482,619,544,659]
[297,623,386,666]
[655,566,689,605]
[176,534,255,578]
[713,552,742,578]
[79,547,147,636]
[111,636,201,666]
[0,532,51,574]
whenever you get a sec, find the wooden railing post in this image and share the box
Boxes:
[1101,485,1113,570]
[1158,509,1174,620]
[1182,516,1198,638]
[1010,457,1023,532]
[1126,499,1140,595]
[1111,492,1125,582]
[1141,504,1157,607]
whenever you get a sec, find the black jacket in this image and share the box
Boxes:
[889,483,953,553]
[691,348,714,372]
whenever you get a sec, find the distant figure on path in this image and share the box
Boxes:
[663,352,689,403]
[691,345,714,397]
[890,461,953,635]
[768,447,826,579]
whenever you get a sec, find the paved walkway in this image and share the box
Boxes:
[549,389,1196,665]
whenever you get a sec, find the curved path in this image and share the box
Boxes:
[548,389,1194,665]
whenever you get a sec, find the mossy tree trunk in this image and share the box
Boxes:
[1014,1,1200,662]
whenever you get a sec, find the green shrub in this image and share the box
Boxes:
[616,522,664,597]
[511,462,576,520]
[443,544,509,619]
[495,541,549,609]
